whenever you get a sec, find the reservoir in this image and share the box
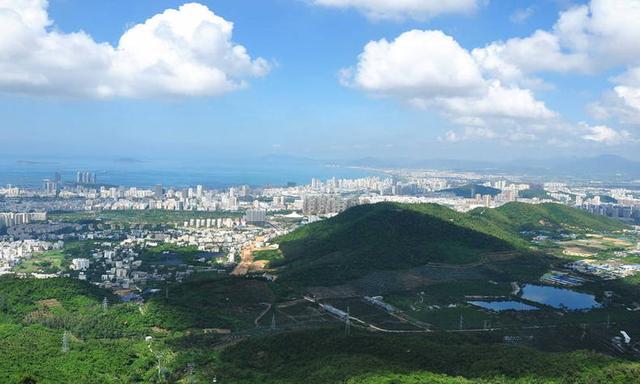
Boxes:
[521,284,600,310]
[468,300,538,312]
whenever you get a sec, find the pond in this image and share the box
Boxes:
[468,300,539,312]
[520,284,601,310]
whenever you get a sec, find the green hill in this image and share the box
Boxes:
[441,184,501,197]
[469,202,627,234]
[275,202,628,286]
[275,203,520,286]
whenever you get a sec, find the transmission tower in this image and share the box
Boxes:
[62,331,69,353]
[156,352,167,383]
[102,297,108,312]
[345,306,351,336]
[185,363,196,384]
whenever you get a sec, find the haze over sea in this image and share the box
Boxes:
[0,156,378,189]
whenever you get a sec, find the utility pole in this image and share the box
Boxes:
[345,306,351,336]
[271,313,277,331]
[156,352,166,383]
[185,363,196,384]
[62,331,69,353]
[459,315,464,331]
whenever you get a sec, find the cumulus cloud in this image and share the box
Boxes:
[342,30,558,141]
[511,0,640,128]
[342,1,640,145]
[0,0,269,98]
[580,123,633,144]
[310,0,479,20]
[589,67,640,125]
[347,31,485,97]
[471,0,640,87]
[471,31,589,87]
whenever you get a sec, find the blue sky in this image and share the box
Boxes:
[1,0,640,162]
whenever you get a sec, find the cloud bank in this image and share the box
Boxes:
[0,1,269,98]
[342,30,558,143]
[343,0,640,145]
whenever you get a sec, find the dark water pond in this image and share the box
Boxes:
[153,251,222,265]
[468,300,538,312]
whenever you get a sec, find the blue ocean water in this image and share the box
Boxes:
[0,156,380,189]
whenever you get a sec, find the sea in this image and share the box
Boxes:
[0,156,381,189]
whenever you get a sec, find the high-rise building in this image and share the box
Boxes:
[0,212,47,227]
[154,184,164,198]
[302,195,344,215]
[244,209,266,224]
[43,179,58,194]
[76,171,96,184]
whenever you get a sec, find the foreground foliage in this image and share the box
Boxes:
[218,329,640,384]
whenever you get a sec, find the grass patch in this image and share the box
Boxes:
[253,249,283,265]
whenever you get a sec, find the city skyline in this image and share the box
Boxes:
[1,0,640,161]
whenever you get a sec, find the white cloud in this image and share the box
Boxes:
[342,29,557,140]
[510,7,534,24]
[441,130,461,142]
[0,1,269,98]
[580,123,633,144]
[342,2,640,146]
[440,127,496,142]
[472,0,640,85]
[348,30,485,97]
[471,30,589,87]
[555,0,640,68]
[310,0,479,20]
[589,67,640,125]
[434,81,556,120]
